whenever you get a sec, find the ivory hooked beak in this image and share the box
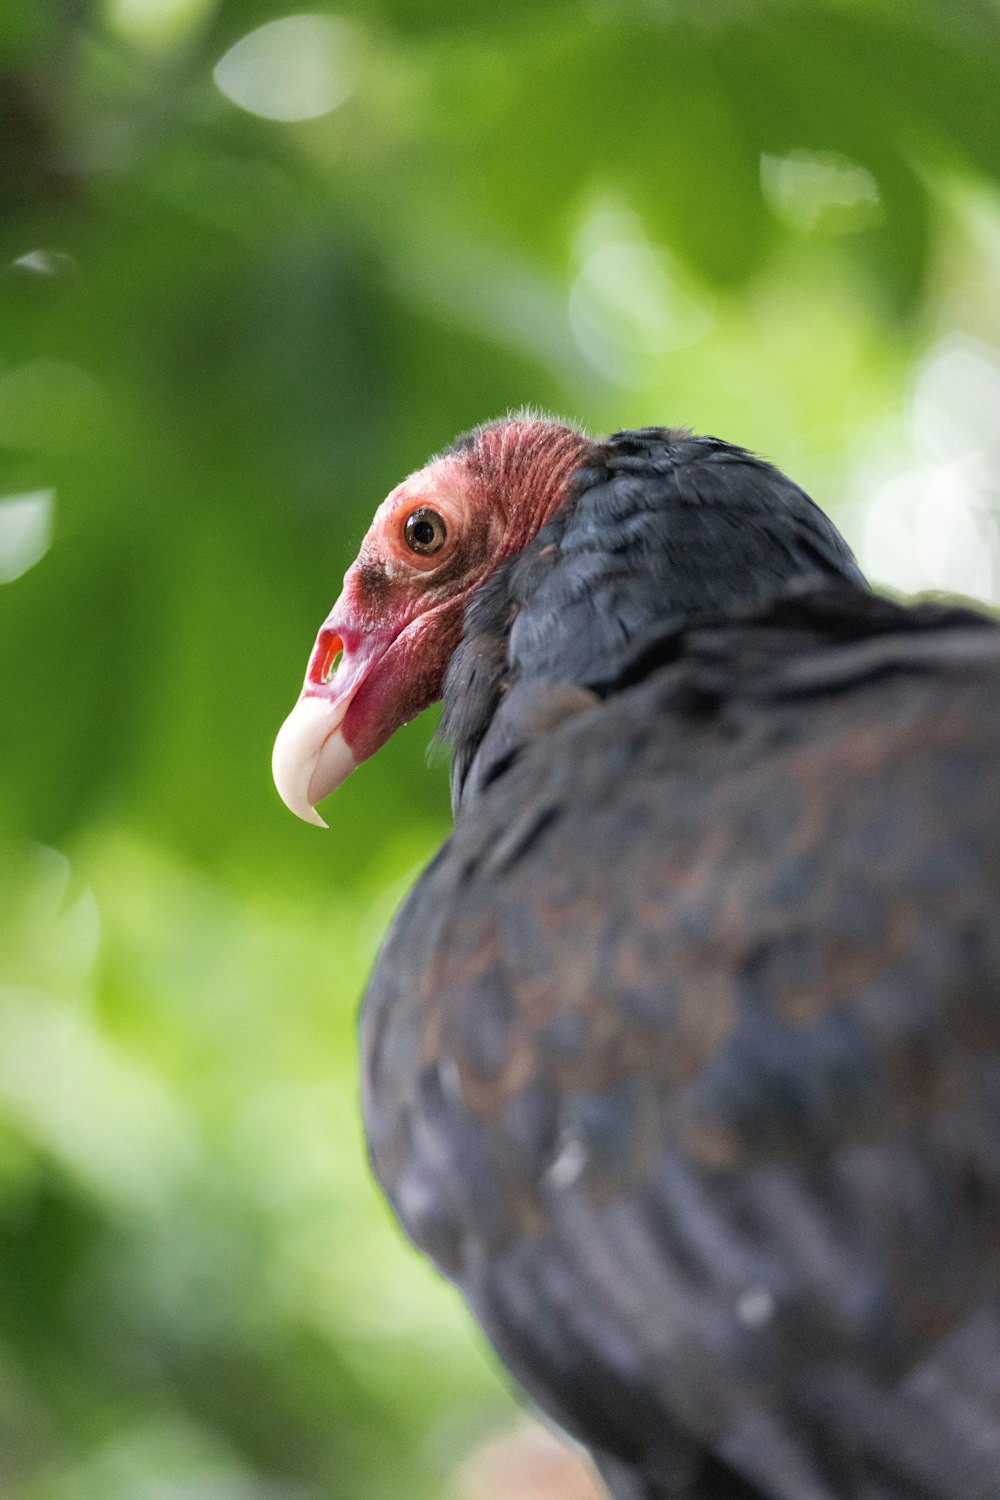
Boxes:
[271,693,360,827]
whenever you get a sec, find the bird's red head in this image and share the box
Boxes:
[272,417,590,825]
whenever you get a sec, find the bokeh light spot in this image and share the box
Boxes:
[104,0,213,49]
[761,150,882,234]
[213,14,356,122]
[910,334,1000,470]
[0,491,54,583]
[851,332,1000,604]
[862,465,994,600]
[10,248,77,277]
[569,210,715,382]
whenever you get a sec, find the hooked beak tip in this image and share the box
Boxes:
[272,694,355,827]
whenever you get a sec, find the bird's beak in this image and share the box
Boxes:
[272,618,383,827]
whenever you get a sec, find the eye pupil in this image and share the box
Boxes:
[404,507,447,556]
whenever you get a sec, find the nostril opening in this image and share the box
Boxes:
[310,632,344,686]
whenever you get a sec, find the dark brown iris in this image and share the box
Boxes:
[404,507,447,556]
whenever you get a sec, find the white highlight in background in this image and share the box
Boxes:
[910,335,1000,471]
[760,150,882,234]
[0,491,54,584]
[855,334,1000,604]
[104,0,212,48]
[569,209,715,382]
[862,464,993,600]
[213,14,356,122]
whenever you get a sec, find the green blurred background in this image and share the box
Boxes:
[2,2,1000,1496]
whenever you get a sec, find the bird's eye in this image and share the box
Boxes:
[403,508,447,557]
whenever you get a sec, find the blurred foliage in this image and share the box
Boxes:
[1,1,1000,1496]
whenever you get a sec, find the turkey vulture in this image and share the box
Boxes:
[273,419,1000,1500]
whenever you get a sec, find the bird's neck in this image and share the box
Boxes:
[442,431,865,809]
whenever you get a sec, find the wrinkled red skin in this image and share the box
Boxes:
[316,420,593,766]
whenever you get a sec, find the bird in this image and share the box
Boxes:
[272,417,1000,1500]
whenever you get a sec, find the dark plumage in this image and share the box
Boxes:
[441,429,865,806]
[276,423,1000,1499]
